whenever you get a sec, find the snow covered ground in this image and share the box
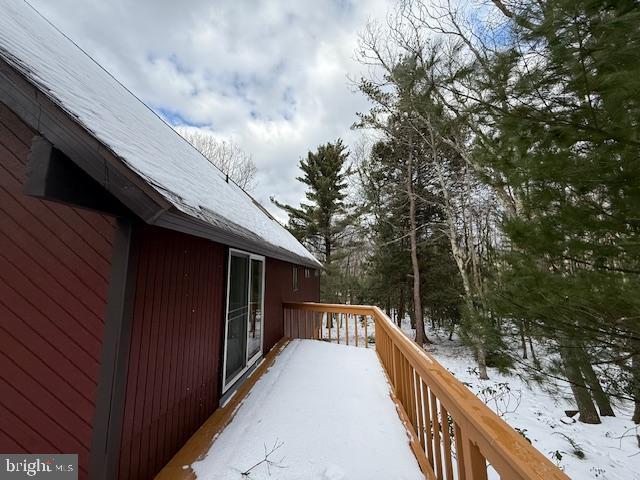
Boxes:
[192,339,423,480]
[399,319,640,480]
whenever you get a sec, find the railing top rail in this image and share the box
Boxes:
[283,302,569,480]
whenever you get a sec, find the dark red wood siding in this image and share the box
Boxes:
[118,226,226,480]
[264,258,320,352]
[0,104,116,479]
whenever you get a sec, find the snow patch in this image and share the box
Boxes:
[398,318,640,480]
[191,340,423,480]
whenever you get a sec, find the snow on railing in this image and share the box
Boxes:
[283,302,569,480]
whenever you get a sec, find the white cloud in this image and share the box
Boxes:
[28,0,393,221]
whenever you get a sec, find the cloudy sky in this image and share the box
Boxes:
[28,0,393,220]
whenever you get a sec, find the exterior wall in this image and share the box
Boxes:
[264,258,321,352]
[0,104,116,478]
[0,99,321,479]
[118,226,226,480]
[118,240,319,479]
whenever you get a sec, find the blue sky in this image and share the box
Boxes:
[28,0,394,220]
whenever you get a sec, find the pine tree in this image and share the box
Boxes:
[272,139,359,301]
[473,0,640,422]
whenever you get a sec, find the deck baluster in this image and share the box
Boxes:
[364,315,368,348]
[281,302,570,480]
[430,391,443,480]
[345,314,350,346]
[441,405,454,480]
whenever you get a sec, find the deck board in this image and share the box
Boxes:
[185,339,423,480]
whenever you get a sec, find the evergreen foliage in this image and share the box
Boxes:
[281,0,640,424]
[272,139,361,301]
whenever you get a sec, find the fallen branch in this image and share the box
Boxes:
[241,439,287,477]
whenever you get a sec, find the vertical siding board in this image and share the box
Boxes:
[195,246,209,427]
[264,258,320,353]
[158,232,181,472]
[129,232,157,480]
[139,233,164,480]
[118,232,151,480]
[205,246,220,417]
[191,243,205,431]
[173,235,190,457]
[148,238,172,474]
[114,231,319,480]
[173,243,191,454]
[190,243,206,439]
[157,232,179,466]
[201,247,214,418]
[167,240,188,457]
[184,241,201,442]
[119,227,226,478]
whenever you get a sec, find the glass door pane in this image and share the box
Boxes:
[247,258,264,360]
[224,253,249,385]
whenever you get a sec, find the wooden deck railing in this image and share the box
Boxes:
[283,302,569,480]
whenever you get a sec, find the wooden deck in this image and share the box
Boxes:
[159,338,423,480]
[157,302,570,480]
[155,338,290,480]
[282,302,569,480]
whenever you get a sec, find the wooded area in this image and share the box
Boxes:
[274,0,640,427]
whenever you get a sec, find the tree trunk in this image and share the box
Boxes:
[559,341,601,424]
[397,287,405,328]
[519,320,528,359]
[632,349,640,424]
[407,152,427,346]
[528,335,539,367]
[434,160,483,368]
[324,235,331,265]
[477,344,489,380]
[576,347,615,417]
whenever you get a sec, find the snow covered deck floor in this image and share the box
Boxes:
[191,340,423,480]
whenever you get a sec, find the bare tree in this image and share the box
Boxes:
[356,13,502,371]
[175,127,257,191]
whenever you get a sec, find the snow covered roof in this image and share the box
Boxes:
[0,0,320,268]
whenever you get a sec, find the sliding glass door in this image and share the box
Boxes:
[223,250,265,391]
[247,258,264,360]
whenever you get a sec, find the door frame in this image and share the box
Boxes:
[221,248,266,393]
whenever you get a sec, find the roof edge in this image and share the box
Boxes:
[154,210,322,269]
[0,57,321,268]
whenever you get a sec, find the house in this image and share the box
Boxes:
[0,3,576,480]
[0,1,321,479]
